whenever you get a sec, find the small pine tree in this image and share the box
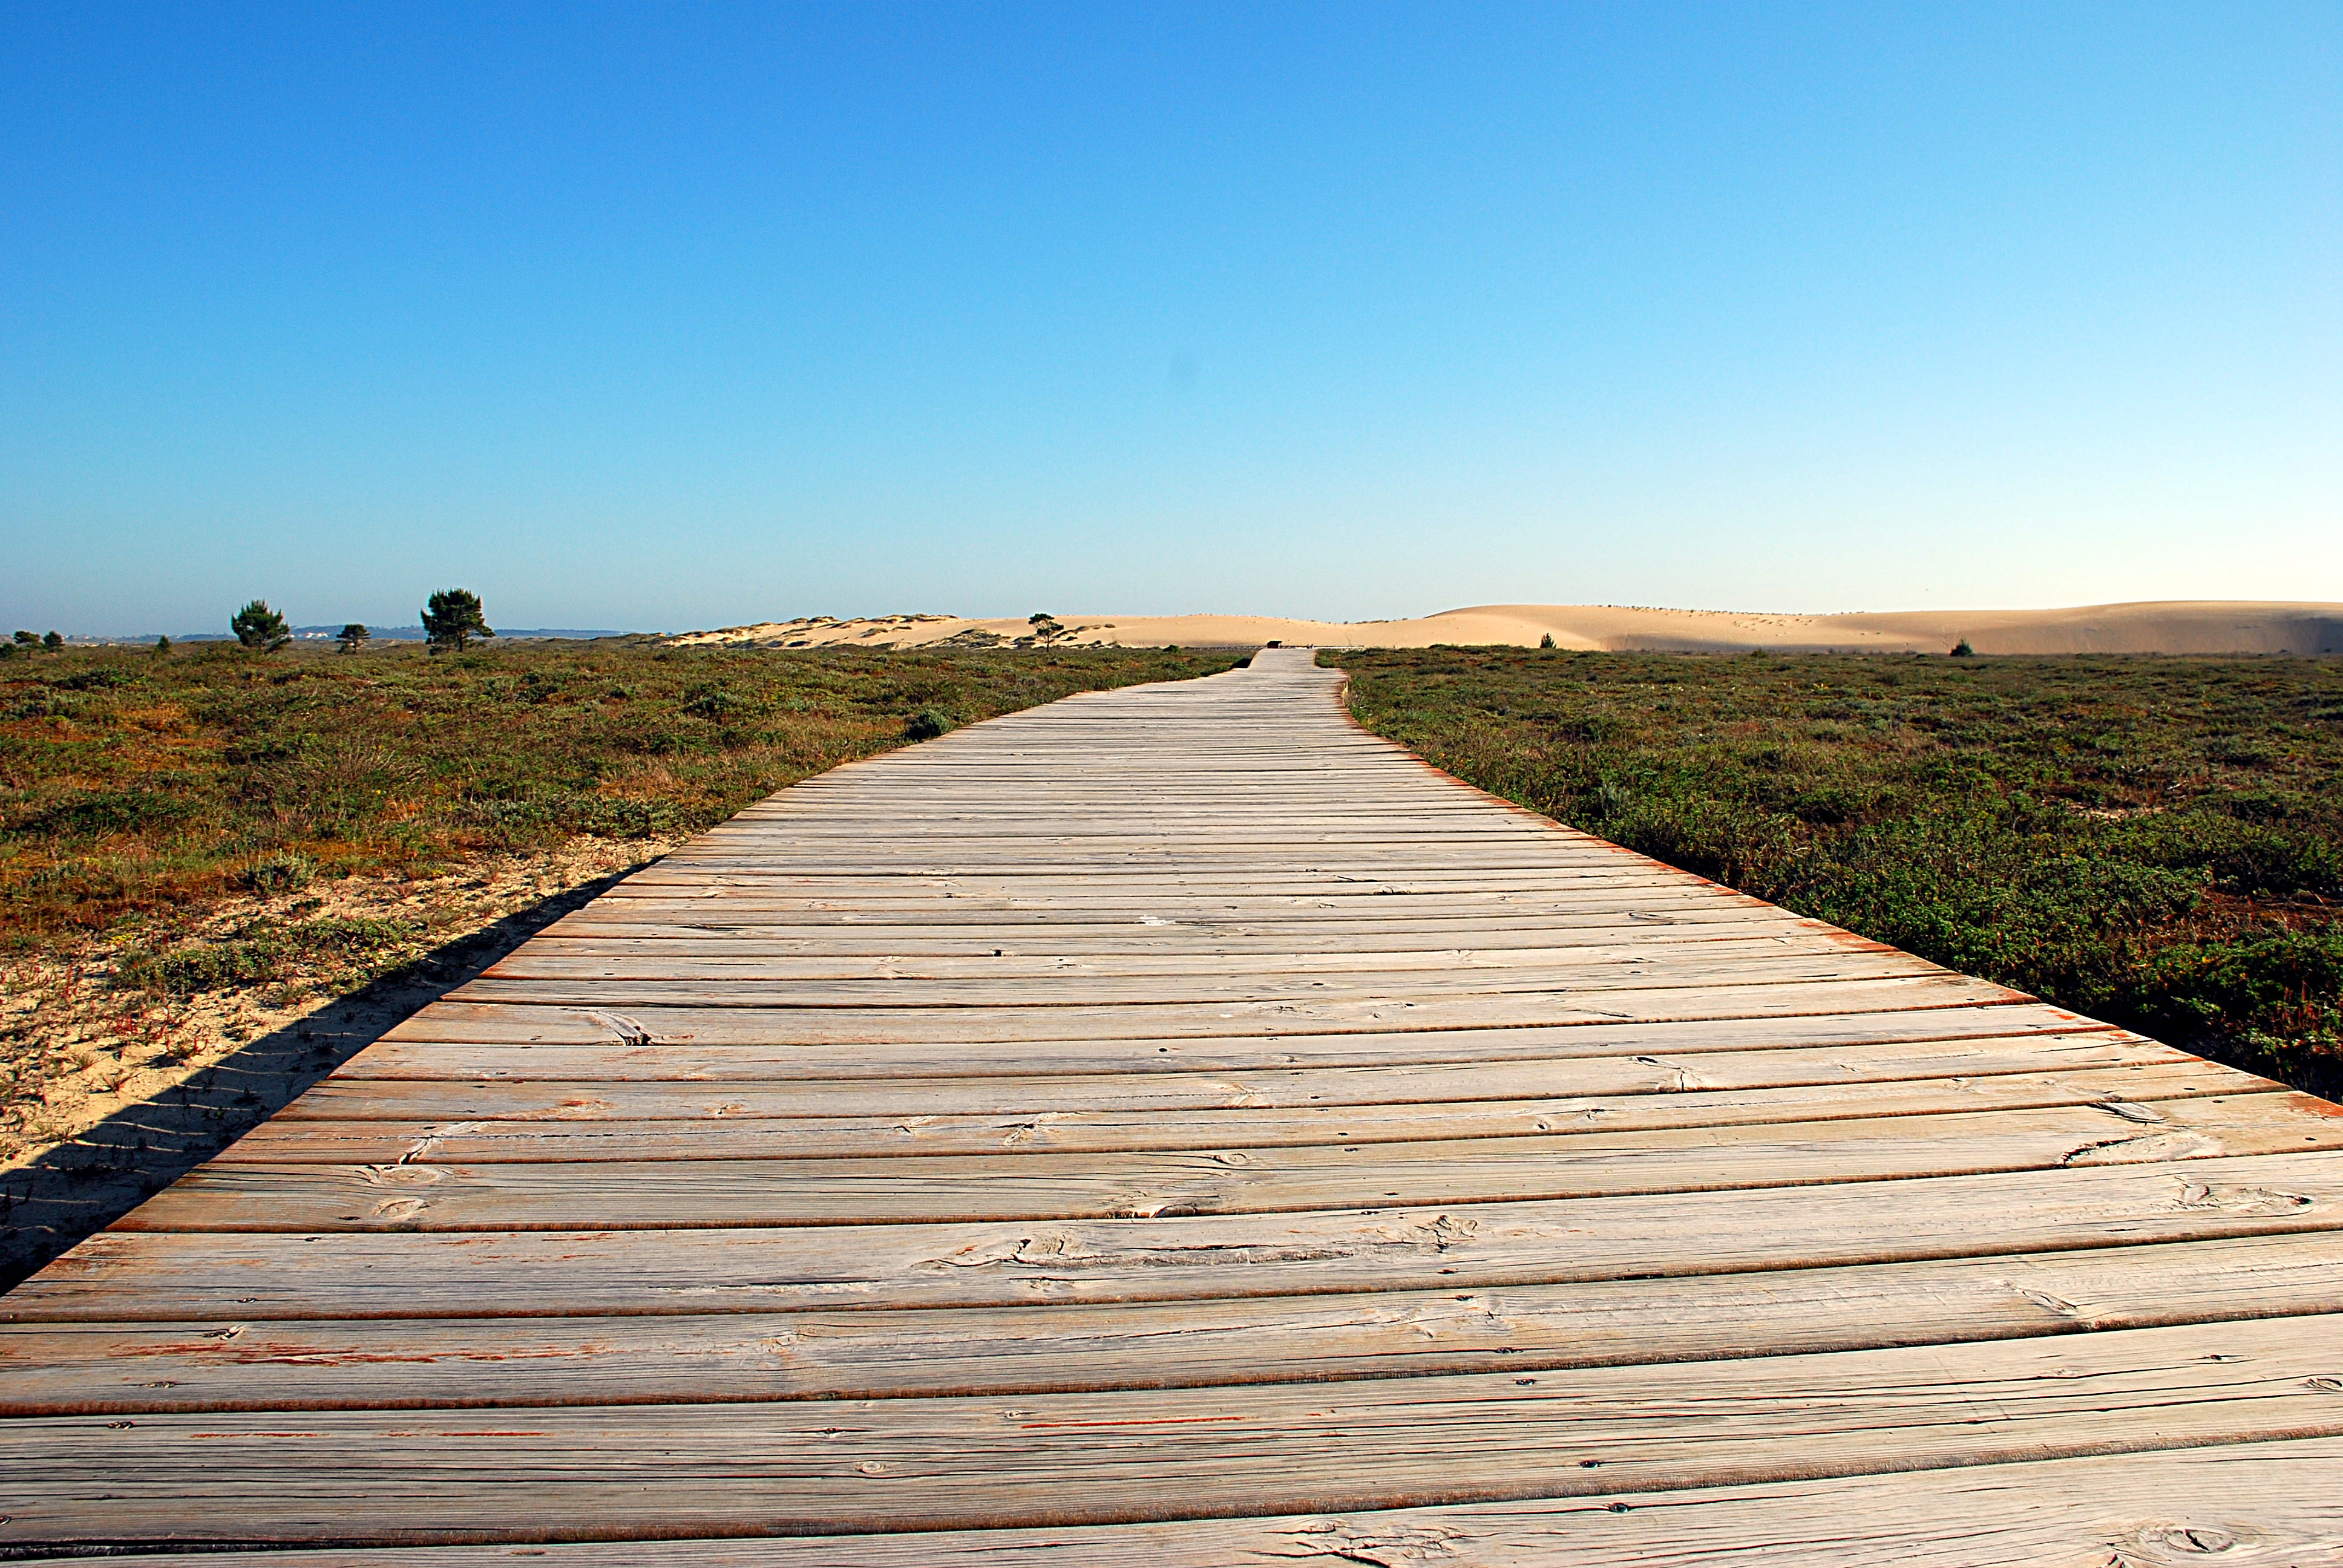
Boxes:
[155,635,172,654]
[422,589,494,654]
[1539,633,1556,649]
[337,622,369,653]
[12,631,38,648]
[1950,639,1975,658]
[42,630,63,652]
[231,600,292,651]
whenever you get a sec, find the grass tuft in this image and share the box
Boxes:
[117,916,424,996]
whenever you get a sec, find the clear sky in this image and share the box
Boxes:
[4,2,2338,636]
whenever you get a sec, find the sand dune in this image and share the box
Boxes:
[671,601,2343,656]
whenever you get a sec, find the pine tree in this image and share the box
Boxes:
[422,589,494,654]
[337,623,369,653]
[231,600,292,651]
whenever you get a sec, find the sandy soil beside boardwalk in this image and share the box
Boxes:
[672,601,2343,656]
[0,838,681,1287]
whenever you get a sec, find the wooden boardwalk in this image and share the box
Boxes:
[5,647,2342,1563]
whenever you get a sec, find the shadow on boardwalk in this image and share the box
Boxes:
[0,869,637,1295]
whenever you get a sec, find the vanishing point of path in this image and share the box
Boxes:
[5,647,2343,1563]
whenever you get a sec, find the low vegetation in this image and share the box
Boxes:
[1332,647,2343,1097]
[112,914,424,996]
[3,637,1236,955]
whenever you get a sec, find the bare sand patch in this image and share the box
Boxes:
[673,601,2343,656]
[0,837,680,1287]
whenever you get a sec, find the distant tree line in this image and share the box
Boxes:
[177,591,500,655]
[7,589,513,658]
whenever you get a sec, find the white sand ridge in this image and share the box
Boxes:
[669,602,2343,656]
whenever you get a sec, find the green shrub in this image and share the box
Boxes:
[53,667,136,692]
[683,682,752,720]
[904,709,956,741]
[2140,928,2343,1035]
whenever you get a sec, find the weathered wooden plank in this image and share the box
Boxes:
[551,899,1781,931]
[670,815,1596,831]
[533,907,1806,950]
[669,819,1608,836]
[691,802,1562,820]
[485,931,1869,981]
[649,854,1651,875]
[450,947,1943,1008]
[681,828,1591,846]
[5,1317,2341,1546]
[92,1439,2343,1567]
[620,857,1685,877]
[635,858,1665,879]
[592,878,1731,901]
[272,1034,2218,1117]
[660,826,1624,846]
[231,1060,2269,1161]
[119,1094,2343,1232]
[11,1234,2340,1417]
[348,1012,2131,1080]
[555,898,1762,926]
[18,1152,2342,1321]
[577,888,1780,918]
[391,976,2031,1048]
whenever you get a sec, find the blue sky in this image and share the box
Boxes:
[4,2,2338,636]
